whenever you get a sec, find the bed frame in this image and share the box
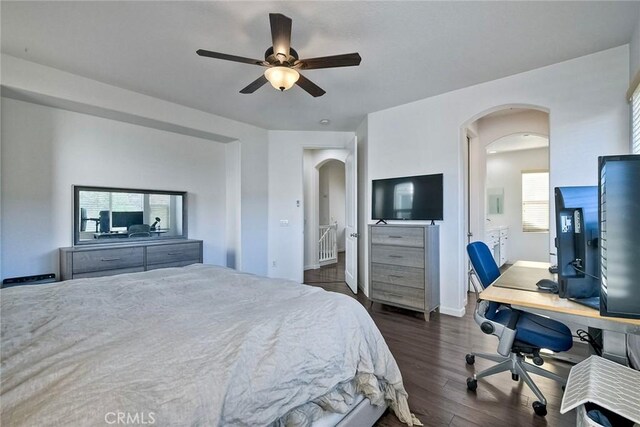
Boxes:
[337,399,388,427]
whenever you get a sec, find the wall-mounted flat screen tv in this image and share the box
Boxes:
[372,173,443,221]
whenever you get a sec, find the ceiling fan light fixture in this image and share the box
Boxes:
[264,66,299,91]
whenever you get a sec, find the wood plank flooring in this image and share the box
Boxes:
[304,259,576,427]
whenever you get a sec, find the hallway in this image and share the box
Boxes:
[303,251,346,289]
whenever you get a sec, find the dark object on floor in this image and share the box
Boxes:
[2,273,56,288]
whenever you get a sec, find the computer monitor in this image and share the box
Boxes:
[112,211,144,229]
[599,155,640,319]
[554,187,600,299]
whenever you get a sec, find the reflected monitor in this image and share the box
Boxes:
[112,211,144,229]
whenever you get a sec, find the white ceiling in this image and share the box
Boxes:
[2,1,639,131]
[487,133,549,154]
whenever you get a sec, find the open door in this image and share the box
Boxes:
[345,136,358,293]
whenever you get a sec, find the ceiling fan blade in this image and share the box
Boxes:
[269,13,292,58]
[239,75,268,94]
[196,49,265,66]
[296,74,326,97]
[299,53,361,70]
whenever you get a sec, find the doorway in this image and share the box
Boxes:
[300,137,358,293]
[302,149,352,291]
[465,107,551,293]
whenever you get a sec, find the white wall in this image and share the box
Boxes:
[1,97,227,279]
[486,147,549,262]
[366,46,629,316]
[268,131,354,282]
[631,9,640,82]
[1,54,269,276]
[319,160,346,250]
[225,141,241,269]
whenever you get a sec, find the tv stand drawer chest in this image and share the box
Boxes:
[369,224,439,321]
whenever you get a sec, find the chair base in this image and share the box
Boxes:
[467,352,566,407]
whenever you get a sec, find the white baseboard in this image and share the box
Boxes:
[304,264,320,271]
[439,305,466,317]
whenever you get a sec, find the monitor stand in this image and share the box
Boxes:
[375,219,387,225]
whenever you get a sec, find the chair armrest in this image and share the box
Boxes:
[474,300,518,357]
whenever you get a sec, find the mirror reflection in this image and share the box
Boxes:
[75,186,186,244]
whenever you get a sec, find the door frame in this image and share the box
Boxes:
[300,145,357,292]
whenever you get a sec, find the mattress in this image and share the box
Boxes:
[1,264,420,426]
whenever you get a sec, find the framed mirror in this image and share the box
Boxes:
[74,186,187,245]
[487,187,505,215]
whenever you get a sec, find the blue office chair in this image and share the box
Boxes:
[466,241,573,417]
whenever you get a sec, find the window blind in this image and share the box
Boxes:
[522,171,549,232]
[632,84,640,154]
[149,194,171,228]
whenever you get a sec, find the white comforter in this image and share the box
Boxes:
[1,264,419,426]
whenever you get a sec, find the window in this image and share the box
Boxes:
[149,194,171,229]
[632,84,640,154]
[522,171,549,232]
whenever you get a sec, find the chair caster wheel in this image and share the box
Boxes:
[466,377,477,392]
[532,401,547,416]
[533,356,544,366]
[512,373,519,381]
[465,354,475,365]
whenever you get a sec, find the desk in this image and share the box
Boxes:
[93,229,169,239]
[481,261,640,365]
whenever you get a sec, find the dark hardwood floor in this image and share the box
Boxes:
[304,258,576,427]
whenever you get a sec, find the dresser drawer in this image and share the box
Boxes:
[371,281,425,310]
[371,263,424,289]
[371,245,424,268]
[146,242,201,265]
[72,247,144,274]
[371,226,424,247]
[74,267,145,279]
[146,260,200,271]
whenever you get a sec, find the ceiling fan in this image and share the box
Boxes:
[196,13,361,97]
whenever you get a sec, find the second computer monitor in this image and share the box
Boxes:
[554,186,600,299]
[112,211,144,229]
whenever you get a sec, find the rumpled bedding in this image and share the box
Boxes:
[1,264,421,426]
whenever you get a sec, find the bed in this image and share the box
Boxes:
[1,264,421,426]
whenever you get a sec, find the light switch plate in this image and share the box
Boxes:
[280,219,289,227]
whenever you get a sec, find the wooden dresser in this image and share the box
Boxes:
[369,224,439,321]
[59,239,203,281]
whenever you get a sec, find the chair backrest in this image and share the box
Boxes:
[467,241,500,289]
[128,224,151,238]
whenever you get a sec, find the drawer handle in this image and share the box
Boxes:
[100,257,121,262]
[388,235,403,239]
[388,274,404,279]
[167,252,180,256]
[388,255,403,258]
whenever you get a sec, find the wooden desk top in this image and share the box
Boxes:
[480,262,640,328]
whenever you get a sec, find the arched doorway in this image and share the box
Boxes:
[461,105,551,302]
